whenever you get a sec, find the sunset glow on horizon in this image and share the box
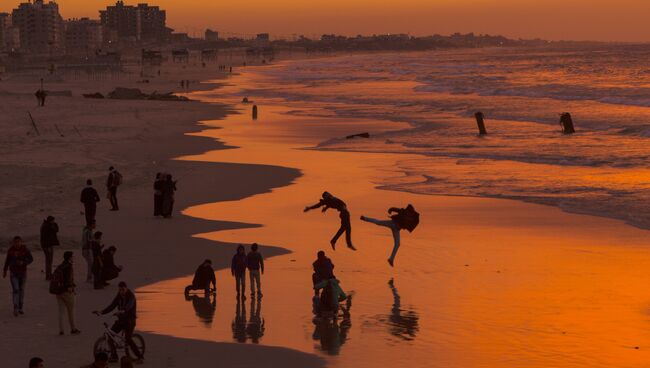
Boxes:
[3,0,650,41]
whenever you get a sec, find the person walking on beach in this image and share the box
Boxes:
[81,221,95,282]
[93,282,144,364]
[360,204,420,267]
[153,173,164,217]
[29,357,44,368]
[231,245,247,300]
[304,192,357,251]
[312,251,335,296]
[3,236,33,316]
[246,243,264,298]
[106,167,122,211]
[81,179,100,226]
[161,174,177,218]
[51,251,80,335]
[184,259,216,296]
[40,216,60,281]
[91,232,105,289]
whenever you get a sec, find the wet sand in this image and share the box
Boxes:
[139,71,650,368]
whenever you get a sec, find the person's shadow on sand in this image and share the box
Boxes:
[387,278,419,341]
[246,297,265,343]
[311,295,352,355]
[185,293,216,326]
[232,298,247,343]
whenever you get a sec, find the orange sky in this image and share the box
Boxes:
[3,0,650,41]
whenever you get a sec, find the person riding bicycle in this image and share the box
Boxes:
[93,282,144,363]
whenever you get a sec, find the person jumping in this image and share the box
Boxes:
[360,204,420,267]
[304,192,357,251]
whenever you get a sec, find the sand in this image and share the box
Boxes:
[0,65,324,367]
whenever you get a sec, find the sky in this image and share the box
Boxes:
[4,0,650,42]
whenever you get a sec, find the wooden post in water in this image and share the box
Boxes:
[474,111,487,135]
[560,112,576,134]
[252,105,258,120]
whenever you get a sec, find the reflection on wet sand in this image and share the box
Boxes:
[185,292,216,326]
[232,297,265,344]
[387,279,419,341]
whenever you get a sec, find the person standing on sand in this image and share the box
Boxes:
[161,174,177,218]
[52,251,80,335]
[304,192,357,251]
[93,282,145,364]
[80,179,100,226]
[153,173,164,217]
[102,246,123,283]
[91,232,105,289]
[360,204,420,267]
[231,245,248,300]
[40,216,60,281]
[184,259,216,296]
[106,167,122,211]
[81,221,95,282]
[3,236,33,316]
[246,243,264,298]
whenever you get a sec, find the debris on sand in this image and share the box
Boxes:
[106,87,189,101]
[83,92,105,99]
[346,132,370,139]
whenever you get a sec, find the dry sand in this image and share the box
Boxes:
[0,65,324,367]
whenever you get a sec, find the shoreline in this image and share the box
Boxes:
[0,66,325,367]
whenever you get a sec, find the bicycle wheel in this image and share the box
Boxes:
[126,334,146,358]
[93,336,111,356]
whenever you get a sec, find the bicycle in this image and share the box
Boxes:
[93,315,146,360]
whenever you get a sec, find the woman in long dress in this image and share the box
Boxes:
[153,173,164,216]
[161,174,177,218]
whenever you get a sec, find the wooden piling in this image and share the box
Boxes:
[252,105,258,120]
[474,111,487,135]
[560,112,576,134]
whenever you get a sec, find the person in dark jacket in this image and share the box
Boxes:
[231,245,247,300]
[81,221,95,282]
[101,246,122,282]
[246,243,264,298]
[312,251,335,296]
[3,236,33,316]
[55,251,80,335]
[106,167,121,211]
[161,174,177,218]
[90,232,105,289]
[185,259,216,295]
[360,204,418,267]
[94,282,144,363]
[304,192,357,251]
[153,173,164,217]
[40,216,60,280]
[80,179,100,226]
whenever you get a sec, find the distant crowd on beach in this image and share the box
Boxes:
[6,159,420,366]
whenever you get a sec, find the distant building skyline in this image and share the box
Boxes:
[11,0,63,53]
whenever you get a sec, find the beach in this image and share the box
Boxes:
[0,64,324,367]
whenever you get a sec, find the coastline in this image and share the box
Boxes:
[0,66,325,367]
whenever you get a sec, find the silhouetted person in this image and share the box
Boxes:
[314,278,348,318]
[232,297,247,342]
[246,297,265,343]
[231,245,247,300]
[29,357,44,368]
[153,173,164,217]
[90,232,105,289]
[35,89,47,106]
[185,259,216,295]
[360,204,419,267]
[387,279,419,340]
[106,166,122,211]
[3,236,33,316]
[101,246,123,283]
[53,251,80,335]
[312,251,335,296]
[312,313,351,355]
[185,292,216,326]
[81,179,100,226]
[40,215,60,280]
[161,174,177,218]
[81,221,95,282]
[304,192,356,251]
[246,243,264,298]
[93,282,144,363]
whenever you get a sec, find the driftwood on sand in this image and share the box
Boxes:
[107,87,189,102]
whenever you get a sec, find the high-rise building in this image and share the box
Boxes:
[11,0,63,53]
[205,29,219,41]
[64,18,103,54]
[0,13,10,50]
[100,1,169,43]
